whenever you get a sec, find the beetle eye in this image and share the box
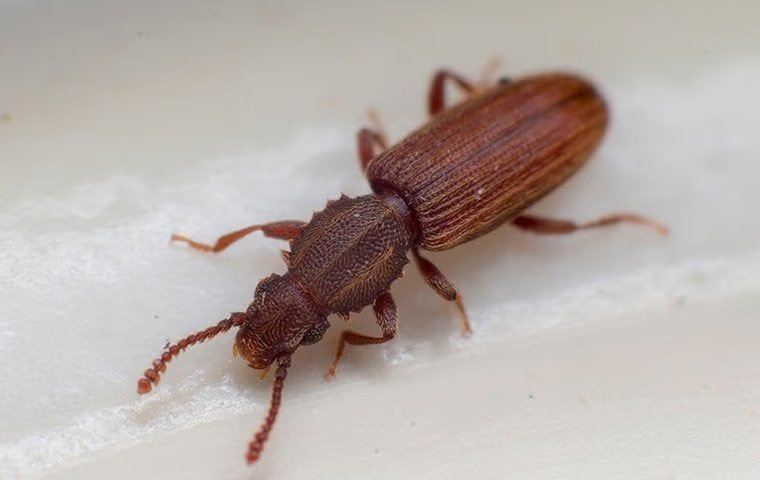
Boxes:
[300,321,329,345]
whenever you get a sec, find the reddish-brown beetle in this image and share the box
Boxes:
[136,66,666,465]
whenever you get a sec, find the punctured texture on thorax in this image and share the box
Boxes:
[367,73,608,251]
[289,195,411,314]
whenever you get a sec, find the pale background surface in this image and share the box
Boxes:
[1,1,759,479]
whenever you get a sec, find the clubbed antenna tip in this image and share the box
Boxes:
[136,313,246,395]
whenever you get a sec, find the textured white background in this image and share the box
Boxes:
[1,1,759,479]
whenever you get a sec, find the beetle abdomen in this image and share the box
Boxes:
[289,195,411,314]
[366,73,608,251]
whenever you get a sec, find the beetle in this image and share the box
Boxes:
[136,65,666,465]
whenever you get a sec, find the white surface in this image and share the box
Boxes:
[1,1,759,479]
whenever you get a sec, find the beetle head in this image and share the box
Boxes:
[234,273,329,369]
[136,273,326,464]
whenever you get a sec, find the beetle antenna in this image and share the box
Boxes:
[246,355,291,464]
[136,312,247,395]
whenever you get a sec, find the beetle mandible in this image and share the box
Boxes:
[136,65,667,465]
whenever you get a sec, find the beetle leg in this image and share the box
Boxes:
[512,214,669,236]
[475,56,504,90]
[171,220,306,254]
[326,292,397,377]
[366,109,390,149]
[429,60,508,116]
[412,249,472,335]
[428,69,476,116]
[357,127,388,172]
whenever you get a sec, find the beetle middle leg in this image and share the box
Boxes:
[412,249,472,335]
[357,109,390,173]
[512,214,669,236]
[428,69,476,116]
[357,128,387,172]
[171,220,306,253]
[327,292,397,376]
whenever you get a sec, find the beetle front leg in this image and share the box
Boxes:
[512,213,669,236]
[327,292,398,377]
[412,249,472,335]
[171,220,306,254]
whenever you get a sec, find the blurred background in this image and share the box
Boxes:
[1,1,759,479]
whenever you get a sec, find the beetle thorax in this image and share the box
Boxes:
[287,193,413,314]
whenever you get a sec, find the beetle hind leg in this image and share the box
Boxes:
[512,213,669,236]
